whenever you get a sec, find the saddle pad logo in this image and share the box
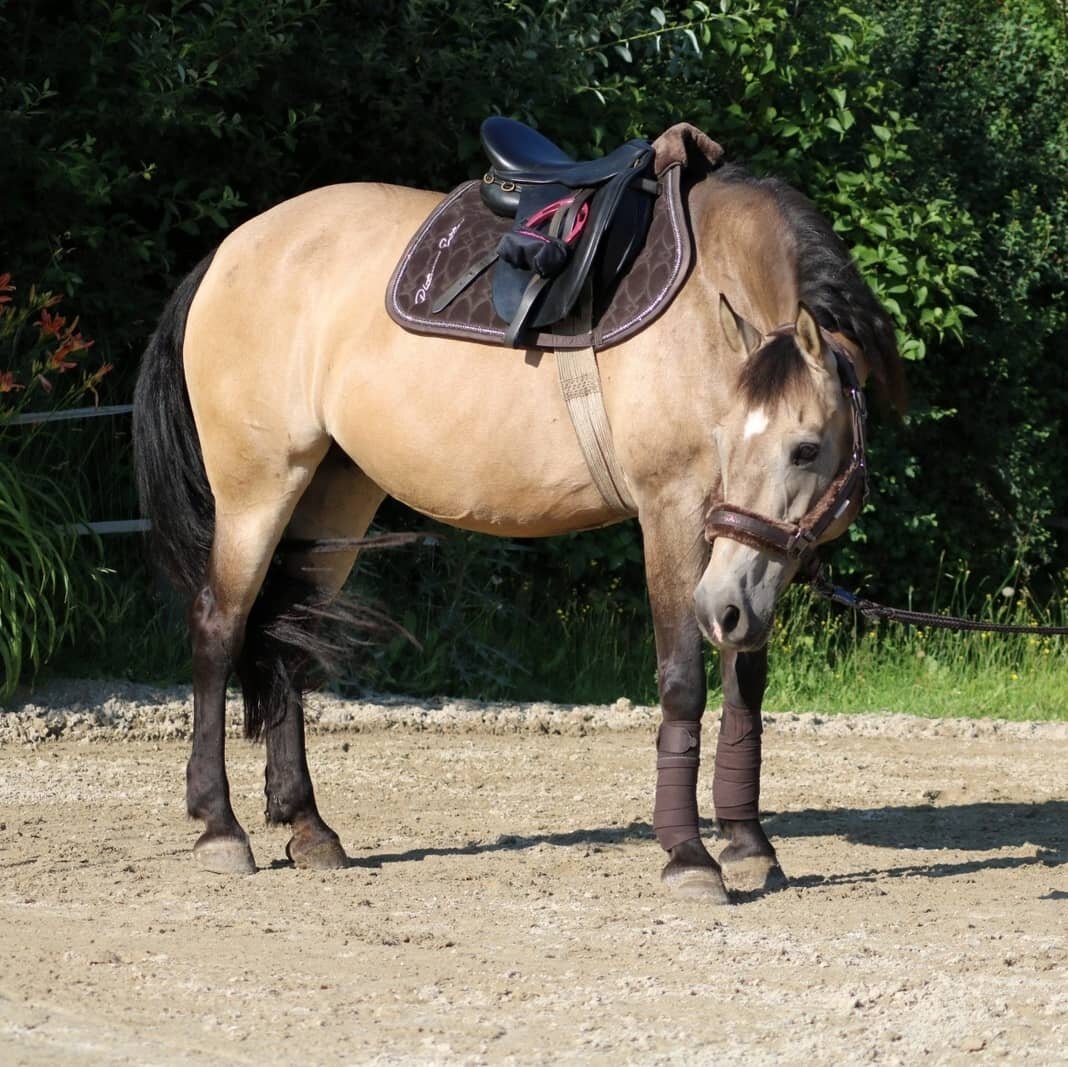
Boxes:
[415,219,465,305]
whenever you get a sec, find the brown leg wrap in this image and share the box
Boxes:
[712,701,762,820]
[653,721,702,852]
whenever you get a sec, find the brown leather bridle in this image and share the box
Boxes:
[704,330,868,567]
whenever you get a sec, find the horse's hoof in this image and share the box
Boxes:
[660,859,730,903]
[719,852,788,893]
[193,833,256,876]
[286,830,348,870]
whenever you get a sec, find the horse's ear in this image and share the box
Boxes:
[719,294,761,360]
[795,302,832,376]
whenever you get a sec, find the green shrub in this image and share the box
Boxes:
[1,1,1064,700]
[0,273,111,699]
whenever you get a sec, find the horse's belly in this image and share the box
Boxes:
[324,356,616,537]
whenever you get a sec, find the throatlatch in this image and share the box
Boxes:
[653,721,702,850]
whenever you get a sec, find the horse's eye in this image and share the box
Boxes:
[792,442,820,465]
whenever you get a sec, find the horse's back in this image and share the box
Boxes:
[196,181,442,316]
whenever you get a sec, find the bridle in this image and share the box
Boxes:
[700,329,1068,638]
[704,327,868,568]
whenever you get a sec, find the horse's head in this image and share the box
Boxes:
[694,295,866,652]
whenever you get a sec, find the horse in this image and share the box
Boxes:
[133,127,904,902]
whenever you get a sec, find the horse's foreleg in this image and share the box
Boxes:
[714,647,787,891]
[642,505,729,903]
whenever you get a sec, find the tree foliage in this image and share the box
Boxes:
[1,0,1065,694]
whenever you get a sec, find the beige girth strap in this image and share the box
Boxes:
[555,345,636,515]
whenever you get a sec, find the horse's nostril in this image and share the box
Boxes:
[721,604,741,634]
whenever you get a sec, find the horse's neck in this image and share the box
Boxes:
[690,178,799,331]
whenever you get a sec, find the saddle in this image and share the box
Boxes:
[386,119,723,352]
[476,117,659,346]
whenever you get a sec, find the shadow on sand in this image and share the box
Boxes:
[268,800,1066,892]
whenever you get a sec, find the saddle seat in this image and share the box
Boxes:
[481,115,654,189]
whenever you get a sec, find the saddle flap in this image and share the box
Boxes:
[532,175,654,329]
[490,182,572,324]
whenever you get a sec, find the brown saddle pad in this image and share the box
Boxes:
[385,163,692,351]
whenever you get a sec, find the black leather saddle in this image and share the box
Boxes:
[451,117,659,347]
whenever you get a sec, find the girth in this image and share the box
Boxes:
[704,333,868,563]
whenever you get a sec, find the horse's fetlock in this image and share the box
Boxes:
[717,817,774,860]
[186,760,227,821]
[264,771,314,826]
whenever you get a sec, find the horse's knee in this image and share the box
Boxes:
[658,654,705,721]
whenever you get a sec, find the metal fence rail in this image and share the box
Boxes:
[67,519,151,536]
[7,403,134,426]
[6,403,144,533]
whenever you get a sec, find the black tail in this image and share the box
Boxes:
[133,253,217,596]
[134,254,406,740]
[235,572,395,740]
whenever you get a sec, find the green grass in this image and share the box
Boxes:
[758,583,1068,720]
[0,449,112,701]
[349,563,1067,720]
[43,540,1068,722]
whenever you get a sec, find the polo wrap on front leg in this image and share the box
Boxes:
[653,721,702,851]
[712,701,763,821]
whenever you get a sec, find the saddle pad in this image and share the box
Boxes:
[385,164,691,351]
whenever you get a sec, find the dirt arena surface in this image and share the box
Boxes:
[1,681,1066,1065]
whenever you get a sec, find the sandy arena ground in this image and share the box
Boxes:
[1,680,1066,1065]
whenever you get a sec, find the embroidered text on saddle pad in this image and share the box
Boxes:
[386,164,692,351]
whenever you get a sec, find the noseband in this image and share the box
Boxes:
[704,329,868,565]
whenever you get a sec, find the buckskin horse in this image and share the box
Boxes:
[133,120,904,902]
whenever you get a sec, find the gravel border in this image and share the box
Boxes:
[3,677,1066,745]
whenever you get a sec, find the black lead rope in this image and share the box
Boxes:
[809,569,1068,636]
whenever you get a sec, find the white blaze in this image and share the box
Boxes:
[743,408,769,440]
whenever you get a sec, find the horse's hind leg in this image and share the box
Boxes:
[259,455,386,869]
[188,582,254,873]
[714,647,787,892]
[188,502,310,875]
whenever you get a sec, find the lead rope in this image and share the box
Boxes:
[809,568,1068,636]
